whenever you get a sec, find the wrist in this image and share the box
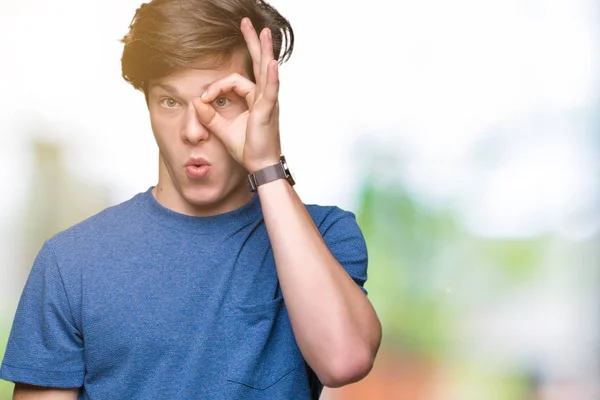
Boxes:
[256,176,291,193]
[246,155,281,174]
[246,154,295,192]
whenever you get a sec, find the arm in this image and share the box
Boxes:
[194,18,381,387]
[0,242,85,391]
[259,179,382,387]
[13,384,78,400]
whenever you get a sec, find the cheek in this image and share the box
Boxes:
[235,101,249,114]
[211,142,245,173]
[150,113,176,140]
[219,101,248,119]
[225,153,247,174]
[150,118,179,159]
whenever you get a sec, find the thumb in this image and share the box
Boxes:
[193,98,228,139]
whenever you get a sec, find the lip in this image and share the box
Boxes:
[186,157,211,167]
[185,157,211,179]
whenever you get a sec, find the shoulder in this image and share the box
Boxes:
[305,203,362,238]
[46,190,146,257]
[305,202,369,290]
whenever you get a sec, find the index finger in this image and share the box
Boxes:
[200,73,256,107]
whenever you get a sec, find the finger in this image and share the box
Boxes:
[193,98,231,139]
[254,60,280,120]
[262,60,279,105]
[240,18,262,85]
[259,27,275,94]
[200,73,256,107]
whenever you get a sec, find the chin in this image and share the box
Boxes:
[181,184,224,206]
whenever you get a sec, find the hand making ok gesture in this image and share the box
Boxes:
[194,17,282,173]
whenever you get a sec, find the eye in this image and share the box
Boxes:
[160,98,180,108]
[212,96,230,108]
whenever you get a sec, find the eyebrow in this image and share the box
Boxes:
[151,82,213,99]
[151,83,183,97]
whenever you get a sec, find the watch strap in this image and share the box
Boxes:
[248,164,285,192]
[247,155,294,192]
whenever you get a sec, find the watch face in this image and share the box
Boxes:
[280,155,295,186]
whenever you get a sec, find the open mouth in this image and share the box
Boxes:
[186,163,211,179]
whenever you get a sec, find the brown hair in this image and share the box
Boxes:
[121,0,294,94]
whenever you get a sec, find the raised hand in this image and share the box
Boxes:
[193,18,281,173]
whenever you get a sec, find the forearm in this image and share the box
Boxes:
[258,179,381,387]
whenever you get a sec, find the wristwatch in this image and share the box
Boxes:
[247,155,295,192]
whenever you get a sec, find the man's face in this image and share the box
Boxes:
[147,50,252,216]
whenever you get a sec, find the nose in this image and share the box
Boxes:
[182,105,209,145]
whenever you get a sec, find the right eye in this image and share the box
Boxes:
[160,98,181,108]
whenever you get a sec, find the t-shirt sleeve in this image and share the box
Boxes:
[0,241,84,388]
[320,207,369,294]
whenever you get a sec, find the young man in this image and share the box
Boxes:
[0,0,382,398]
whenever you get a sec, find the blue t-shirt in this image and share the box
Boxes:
[0,187,368,399]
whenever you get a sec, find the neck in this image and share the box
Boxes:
[152,180,253,218]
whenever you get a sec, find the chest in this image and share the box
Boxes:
[79,227,280,358]
[74,223,305,395]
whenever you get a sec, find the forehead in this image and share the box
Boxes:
[148,50,250,96]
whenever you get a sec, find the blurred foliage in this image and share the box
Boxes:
[22,140,111,275]
[356,177,544,360]
[0,320,13,399]
[357,180,460,358]
[475,239,544,281]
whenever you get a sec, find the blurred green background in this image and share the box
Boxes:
[1,0,599,399]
